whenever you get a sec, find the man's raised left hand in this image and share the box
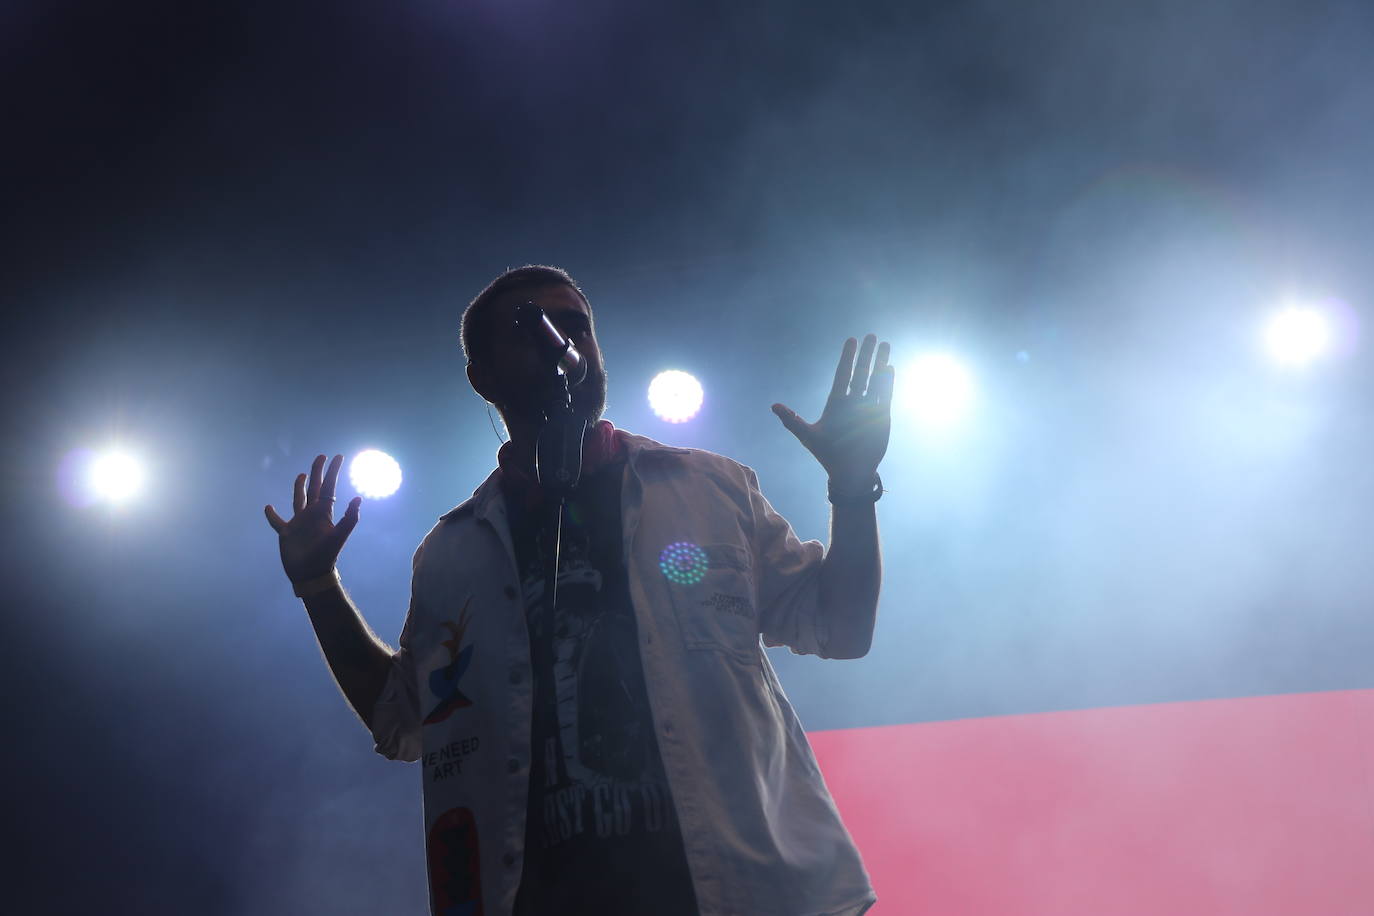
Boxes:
[772,334,894,486]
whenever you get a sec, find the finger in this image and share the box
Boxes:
[829,338,858,402]
[850,334,877,397]
[771,403,813,443]
[873,340,891,374]
[293,473,307,513]
[333,496,362,545]
[321,453,343,503]
[873,364,896,409]
[264,504,287,533]
[870,341,892,401]
[307,454,326,503]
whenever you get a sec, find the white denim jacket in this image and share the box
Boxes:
[371,431,876,916]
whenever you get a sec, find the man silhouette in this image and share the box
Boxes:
[266,265,892,915]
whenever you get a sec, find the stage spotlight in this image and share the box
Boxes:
[87,449,146,505]
[898,352,976,427]
[349,449,402,499]
[648,370,704,424]
[1264,306,1330,368]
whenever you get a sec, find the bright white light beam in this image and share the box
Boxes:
[897,352,976,428]
[648,370,704,424]
[86,449,147,505]
[1264,305,1331,368]
[349,449,402,499]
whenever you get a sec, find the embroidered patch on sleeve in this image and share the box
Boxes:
[425,597,476,724]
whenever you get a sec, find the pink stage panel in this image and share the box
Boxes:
[809,690,1374,915]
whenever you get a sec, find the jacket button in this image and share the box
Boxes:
[662,720,674,736]
[502,852,516,867]
[504,585,517,600]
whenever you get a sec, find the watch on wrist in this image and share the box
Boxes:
[827,472,883,505]
[292,569,341,598]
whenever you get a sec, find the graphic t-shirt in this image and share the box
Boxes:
[506,459,698,916]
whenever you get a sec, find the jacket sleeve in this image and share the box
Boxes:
[369,545,425,762]
[745,466,831,657]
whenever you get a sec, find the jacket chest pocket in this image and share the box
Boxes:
[661,542,759,664]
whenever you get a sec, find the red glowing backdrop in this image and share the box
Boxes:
[811,690,1374,914]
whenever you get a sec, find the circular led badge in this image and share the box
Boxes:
[658,541,709,586]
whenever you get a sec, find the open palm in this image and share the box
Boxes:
[264,453,362,584]
[772,334,894,484]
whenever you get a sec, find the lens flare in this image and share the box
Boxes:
[1264,306,1331,367]
[86,449,146,504]
[897,352,976,427]
[648,370,704,424]
[349,449,402,499]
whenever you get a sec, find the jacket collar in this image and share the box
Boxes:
[437,422,689,523]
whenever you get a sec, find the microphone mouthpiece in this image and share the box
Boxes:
[515,302,588,387]
[557,342,588,386]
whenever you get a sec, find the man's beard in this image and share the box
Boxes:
[570,368,608,423]
[503,368,607,425]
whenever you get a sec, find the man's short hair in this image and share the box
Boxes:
[461,265,590,365]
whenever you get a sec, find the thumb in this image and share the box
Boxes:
[772,403,811,442]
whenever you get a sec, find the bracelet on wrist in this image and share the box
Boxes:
[827,472,883,505]
[292,569,341,598]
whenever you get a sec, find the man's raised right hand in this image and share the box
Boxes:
[264,453,362,586]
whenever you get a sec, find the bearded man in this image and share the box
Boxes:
[266,265,893,915]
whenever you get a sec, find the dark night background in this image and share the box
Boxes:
[4,1,1373,912]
